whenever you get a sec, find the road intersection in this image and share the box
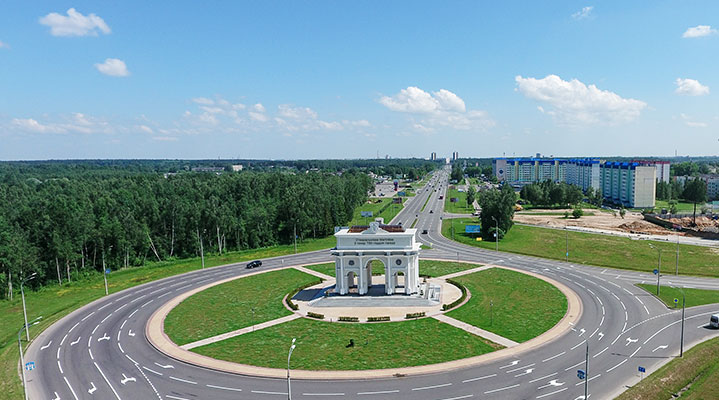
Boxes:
[25,168,719,400]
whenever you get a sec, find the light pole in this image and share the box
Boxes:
[102,245,112,296]
[20,272,37,341]
[584,341,589,400]
[649,244,661,295]
[18,316,42,400]
[675,238,679,275]
[287,337,296,400]
[675,286,686,357]
[491,216,498,251]
[490,300,493,326]
[565,228,569,262]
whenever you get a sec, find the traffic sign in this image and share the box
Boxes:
[674,298,679,304]
[105,268,111,274]
[577,369,586,380]
[566,252,569,257]
[653,269,659,275]
[25,361,35,371]
[638,366,645,373]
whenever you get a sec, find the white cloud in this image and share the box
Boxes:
[680,113,708,128]
[675,78,710,96]
[94,58,129,77]
[152,136,178,141]
[278,105,318,120]
[138,125,153,134]
[12,118,67,134]
[253,103,266,113]
[380,86,493,131]
[682,25,717,38]
[0,40,9,49]
[192,97,214,105]
[249,112,268,122]
[572,6,594,20]
[515,74,647,125]
[39,8,111,37]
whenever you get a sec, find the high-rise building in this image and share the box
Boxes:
[452,151,459,161]
[631,160,670,183]
[430,152,437,161]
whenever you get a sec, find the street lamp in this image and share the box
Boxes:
[20,272,37,341]
[565,228,569,262]
[287,337,296,400]
[648,243,662,295]
[674,286,686,357]
[18,316,42,400]
[491,216,498,251]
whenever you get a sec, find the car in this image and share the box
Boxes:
[422,229,428,234]
[711,314,719,329]
[246,260,262,269]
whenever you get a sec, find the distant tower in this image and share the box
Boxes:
[431,152,437,161]
[452,151,459,161]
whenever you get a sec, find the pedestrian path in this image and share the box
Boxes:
[180,314,301,350]
[433,314,519,348]
[294,265,333,280]
[438,264,495,279]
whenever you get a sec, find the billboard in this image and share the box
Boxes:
[464,225,482,233]
[392,197,403,204]
[450,197,459,203]
[360,211,373,217]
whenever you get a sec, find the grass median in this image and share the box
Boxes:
[446,268,567,343]
[615,336,719,400]
[165,268,321,346]
[444,188,474,214]
[192,317,501,370]
[0,235,335,399]
[636,284,719,308]
[350,198,404,225]
[442,218,719,277]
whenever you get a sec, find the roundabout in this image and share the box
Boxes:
[24,170,719,400]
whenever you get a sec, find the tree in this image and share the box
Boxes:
[564,184,583,205]
[466,186,476,208]
[682,178,707,225]
[619,207,626,219]
[549,184,565,206]
[668,200,678,215]
[572,207,583,219]
[478,184,516,241]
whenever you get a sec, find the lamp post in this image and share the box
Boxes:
[674,286,686,357]
[565,228,569,262]
[287,338,296,400]
[491,216,498,251]
[20,272,37,341]
[18,316,42,400]
[649,244,661,295]
[584,341,589,400]
[675,238,679,276]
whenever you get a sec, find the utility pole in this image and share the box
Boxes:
[492,216,499,251]
[680,289,685,357]
[102,251,109,296]
[20,272,37,341]
[675,238,679,275]
[584,342,589,400]
[565,229,569,262]
[657,249,661,296]
[18,317,41,400]
[293,223,297,254]
[287,338,297,400]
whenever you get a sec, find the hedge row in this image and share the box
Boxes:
[441,279,467,311]
[285,279,323,311]
[307,312,324,319]
[405,312,425,319]
[339,316,359,322]
[367,316,390,322]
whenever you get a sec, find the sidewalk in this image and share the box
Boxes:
[433,314,519,348]
[181,314,301,350]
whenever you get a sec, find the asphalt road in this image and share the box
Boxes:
[25,167,719,400]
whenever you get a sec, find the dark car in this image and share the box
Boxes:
[246,260,262,269]
[429,210,433,213]
[422,229,428,234]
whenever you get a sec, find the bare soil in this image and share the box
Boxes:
[514,209,673,235]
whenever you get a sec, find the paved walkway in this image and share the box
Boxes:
[294,265,333,280]
[180,314,302,350]
[433,314,519,348]
[438,264,495,279]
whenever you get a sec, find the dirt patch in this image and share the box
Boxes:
[514,209,674,235]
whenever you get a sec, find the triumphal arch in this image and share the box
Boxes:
[332,221,421,295]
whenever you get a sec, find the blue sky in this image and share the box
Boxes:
[1,1,717,160]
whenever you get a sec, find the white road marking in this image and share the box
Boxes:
[462,374,496,383]
[52,392,60,400]
[70,336,81,346]
[101,313,113,324]
[92,324,100,334]
[578,328,586,336]
[506,363,535,373]
[606,359,628,373]
[98,333,110,342]
[206,384,242,391]
[166,396,189,400]
[484,384,520,394]
[41,341,52,350]
[142,366,162,376]
[437,395,473,400]
[56,347,60,359]
[571,340,587,351]
[154,362,174,369]
[652,345,668,352]
[412,383,452,391]
[128,329,135,337]
[542,352,565,363]
[536,387,568,398]
[88,382,97,394]
[69,322,80,333]
[88,348,94,360]
[565,360,585,371]
[625,337,638,346]
[82,312,95,321]
[93,361,121,400]
[629,346,642,358]
[120,320,128,330]
[118,342,124,353]
[169,376,197,384]
[537,380,565,389]
[57,360,63,374]
[98,303,112,311]
[251,390,287,395]
[593,346,609,358]
[499,360,520,369]
[529,372,557,383]
[120,373,136,385]
[514,368,534,377]
[358,389,400,395]
[60,334,68,346]
[115,304,127,312]
[302,393,345,396]
[128,309,139,318]
[63,376,79,400]
[575,374,601,386]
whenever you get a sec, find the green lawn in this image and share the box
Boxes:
[636,284,719,308]
[305,260,478,279]
[192,317,501,370]
[447,268,567,343]
[165,269,321,345]
[444,188,474,214]
[350,198,404,225]
[442,218,719,277]
[654,200,705,213]
[616,336,719,400]
[0,235,336,399]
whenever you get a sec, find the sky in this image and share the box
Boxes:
[0,1,718,160]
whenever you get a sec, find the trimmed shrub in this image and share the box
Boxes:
[285,279,323,311]
[405,312,425,319]
[367,316,390,322]
[307,312,324,319]
[338,316,359,322]
[441,279,467,311]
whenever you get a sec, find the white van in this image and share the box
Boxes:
[711,314,719,329]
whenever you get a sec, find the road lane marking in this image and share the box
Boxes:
[499,360,520,369]
[438,395,473,400]
[251,390,287,395]
[154,362,174,369]
[462,374,496,383]
[593,347,609,358]
[70,336,81,346]
[412,383,451,391]
[302,393,345,396]
[484,384,520,394]
[652,345,668,352]
[358,389,400,395]
[606,359,628,373]
[206,384,242,391]
[41,341,52,350]
[529,372,557,383]
[166,396,189,400]
[88,382,97,394]
[142,366,162,376]
[537,387,568,398]
[506,363,535,373]
[93,361,121,400]
[63,376,79,400]
[169,376,197,385]
[575,374,601,386]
